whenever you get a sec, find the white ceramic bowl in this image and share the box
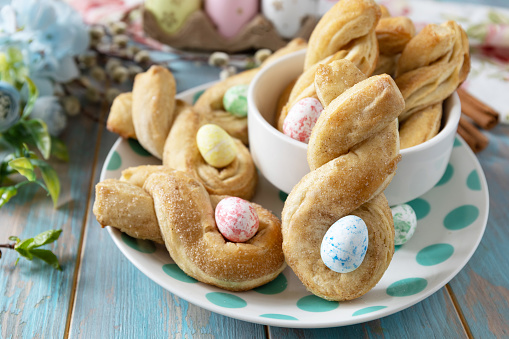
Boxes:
[247,49,461,206]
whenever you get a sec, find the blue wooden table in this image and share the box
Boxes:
[1,1,509,338]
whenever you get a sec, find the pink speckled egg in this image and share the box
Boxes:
[215,197,259,242]
[204,0,259,38]
[283,97,324,143]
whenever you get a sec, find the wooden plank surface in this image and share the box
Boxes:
[0,105,104,338]
[447,124,509,339]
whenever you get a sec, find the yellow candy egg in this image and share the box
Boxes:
[196,124,237,168]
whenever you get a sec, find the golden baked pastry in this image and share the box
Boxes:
[163,107,257,200]
[131,65,177,159]
[145,170,285,291]
[399,102,443,149]
[93,166,286,291]
[106,92,136,139]
[373,16,415,76]
[395,21,470,121]
[282,70,404,301]
[304,0,381,73]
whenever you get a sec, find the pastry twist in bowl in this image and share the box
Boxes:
[394,20,470,121]
[93,165,286,291]
[281,63,405,301]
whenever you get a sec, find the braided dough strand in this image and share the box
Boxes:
[395,21,470,121]
[282,74,404,301]
[304,0,381,73]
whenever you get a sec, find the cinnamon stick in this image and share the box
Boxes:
[458,88,499,130]
[457,116,489,153]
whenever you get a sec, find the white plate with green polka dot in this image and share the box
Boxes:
[101,83,489,328]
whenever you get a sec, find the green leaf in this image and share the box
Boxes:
[31,160,60,207]
[50,137,69,162]
[0,186,18,208]
[21,119,51,159]
[30,229,62,248]
[15,237,34,250]
[21,77,38,119]
[29,249,61,270]
[8,157,36,181]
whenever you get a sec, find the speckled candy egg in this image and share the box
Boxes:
[145,0,201,34]
[391,204,417,245]
[196,124,237,168]
[223,85,248,117]
[283,97,323,143]
[215,197,259,242]
[320,215,369,273]
[205,0,259,38]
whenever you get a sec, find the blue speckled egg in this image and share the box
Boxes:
[320,215,369,273]
[391,204,417,245]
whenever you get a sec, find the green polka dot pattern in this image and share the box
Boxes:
[254,273,287,295]
[121,233,156,253]
[436,163,453,186]
[407,198,431,220]
[162,264,198,283]
[128,138,151,157]
[259,314,298,320]
[444,205,479,230]
[352,306,387,316]
[107,151,121,171]
[386,278,428,297]
[297,295,339,312]
[206,292,247,309]
[416,244,454,266]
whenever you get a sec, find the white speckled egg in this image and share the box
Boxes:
[261,0,317,39]
[391,204,417,245]
[320,215,368,273]
[283,97,323,143]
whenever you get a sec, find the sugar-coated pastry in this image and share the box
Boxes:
[304,0,381,73]
[144,170,286,291]
[282,73,404,301]
[399,102,443,149]
[395,21,470,121]
[93,166,286,291]
[163,108,257,200]
[132,65,177,159]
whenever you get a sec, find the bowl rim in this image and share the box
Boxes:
[247,49,461,155]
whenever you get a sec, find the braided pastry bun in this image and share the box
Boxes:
[304,0,381,72]
[394,21,470,121]
[163,107,257,200]
[93,165,285,291]
[282,68,404,300]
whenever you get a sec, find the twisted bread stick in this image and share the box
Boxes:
[282,71,404,301]
[395,21,470,121]
[304,0,381,73]
[93,166,285,291]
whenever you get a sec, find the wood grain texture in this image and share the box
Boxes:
[447,125,509,339]
[268,288,467,338]
[68,129,267,339]
[0,108,103,339]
